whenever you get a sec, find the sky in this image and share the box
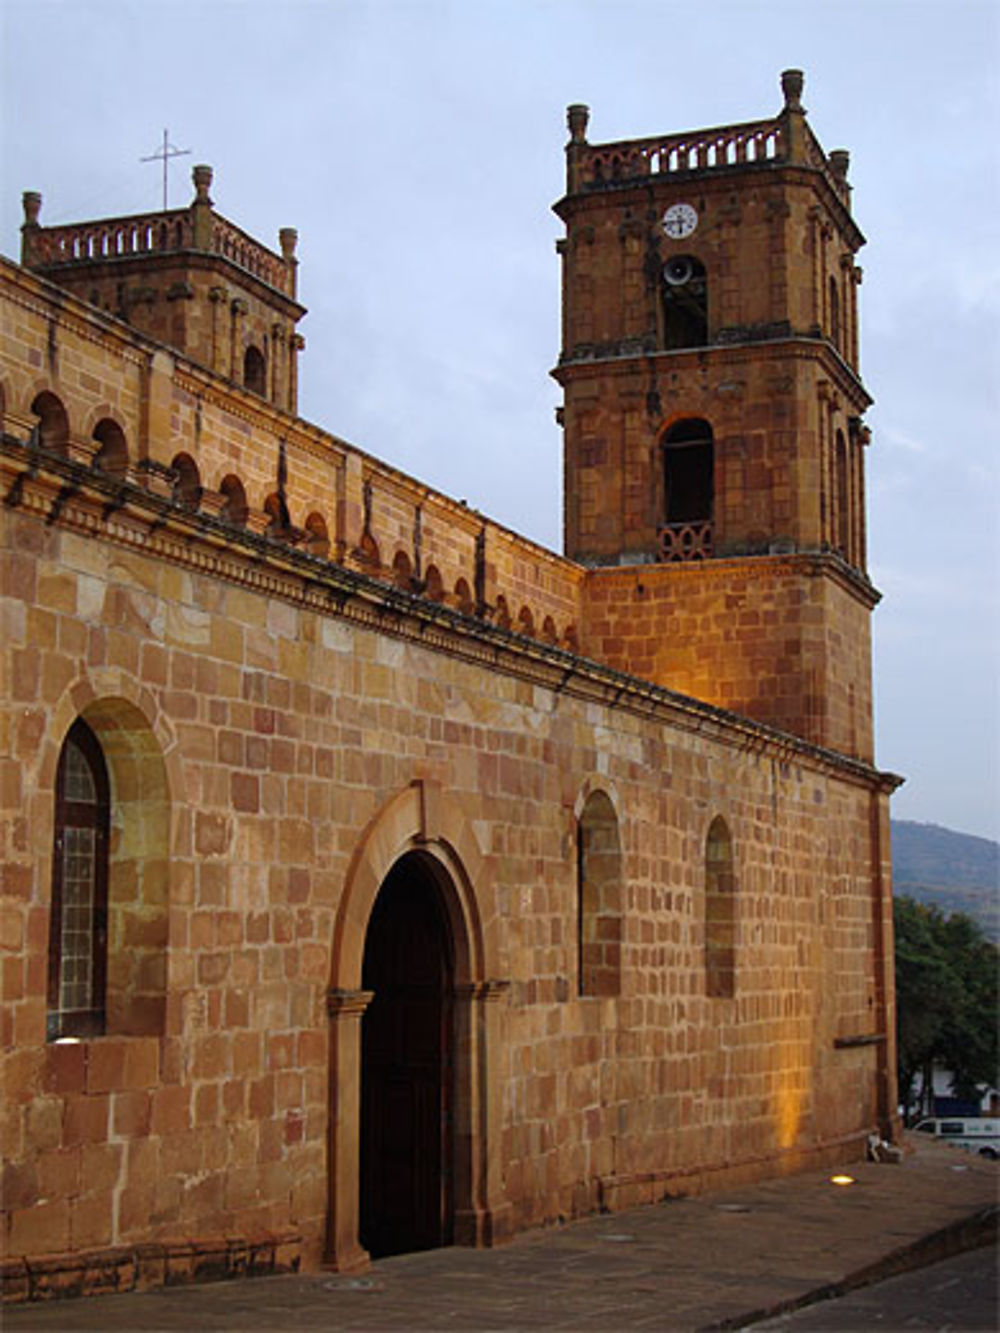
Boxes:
[2,0,998,841]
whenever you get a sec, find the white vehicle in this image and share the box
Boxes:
[912,1116,999,1159]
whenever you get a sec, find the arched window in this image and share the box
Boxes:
[219,474,249,528]
[517,605,535,637]
[541,615,557,644]
[577,790,622,997]
[662,254,708,349]
[705,816,735,999]
[304,511,330,558]
[835,430,850,558]
[31,391,69,455]
[453,578,473,615]
[357,531,380,569]
[494,594,511,630]
[424,564,445,602]
[47,719,110,1039]
[392,550,413,590]
[263,491,291,541]
[244,345,267,396]
[663,419,714,524]
[170,452,202,509]
[91,419,128,479]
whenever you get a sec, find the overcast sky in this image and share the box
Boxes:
[2,0,998,841]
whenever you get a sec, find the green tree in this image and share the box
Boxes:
[894,896,999,1120]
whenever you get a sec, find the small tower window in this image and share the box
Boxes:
[244,344,267,396]
[835,429,850,558]
[662,255,708,350]
[663,418,714,524]
[829,276,840,351]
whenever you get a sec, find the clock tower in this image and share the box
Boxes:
[555,71,879,759]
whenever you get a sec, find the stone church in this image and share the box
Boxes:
[1,70,900,1302]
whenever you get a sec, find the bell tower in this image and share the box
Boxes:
[21,165,306,415]
[556,71,879,759]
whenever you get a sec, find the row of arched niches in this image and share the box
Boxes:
[11,387,582,653]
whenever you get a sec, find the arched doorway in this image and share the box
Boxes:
[359,851,454,1258]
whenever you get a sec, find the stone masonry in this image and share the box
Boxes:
[0,70,900,1304]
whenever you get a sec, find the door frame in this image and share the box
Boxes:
[325,780,510,1271]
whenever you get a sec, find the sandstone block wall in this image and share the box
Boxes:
[582,555,875,760]
[2,491,894,1269]
[1,193,897,1294]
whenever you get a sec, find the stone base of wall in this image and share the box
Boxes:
[1,1230,302,1306]
[597,1131,870,1213]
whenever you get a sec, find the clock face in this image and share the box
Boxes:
[662,203,698,240]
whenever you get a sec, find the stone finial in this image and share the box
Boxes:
[781,68,805,111]
[567,104,590,144]
[192,164,213,205]
[279,228,298,262]
[828,149,850,181]
[22,191,42,227]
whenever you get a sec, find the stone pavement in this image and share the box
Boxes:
[5,1136,997,1332]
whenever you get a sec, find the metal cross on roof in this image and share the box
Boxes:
[140,130,191,211]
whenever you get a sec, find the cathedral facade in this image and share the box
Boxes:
[0,71,900,1302]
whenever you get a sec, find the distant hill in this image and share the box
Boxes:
[891,820,999,942]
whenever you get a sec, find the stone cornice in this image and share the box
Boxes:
[554,160,865,252]
[31,249,306,321]
[585,549,881,610]
[553,334,872,411]
[1,430,901,796]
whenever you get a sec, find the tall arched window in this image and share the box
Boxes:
[577,790,622,997]
[244,345,267,396]
[663,419,714,525]
[662,255,708,349]
[705,816,735,999]
[47,719,110,1039]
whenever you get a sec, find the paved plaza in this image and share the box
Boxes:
[5,1136,997,1331]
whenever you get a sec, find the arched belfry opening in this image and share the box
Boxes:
[663,418,713,524]
[659,418,714,560]
[661,254,708,349]
[360,852,455,1258]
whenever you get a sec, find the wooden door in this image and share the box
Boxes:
[360,856,453,1258]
